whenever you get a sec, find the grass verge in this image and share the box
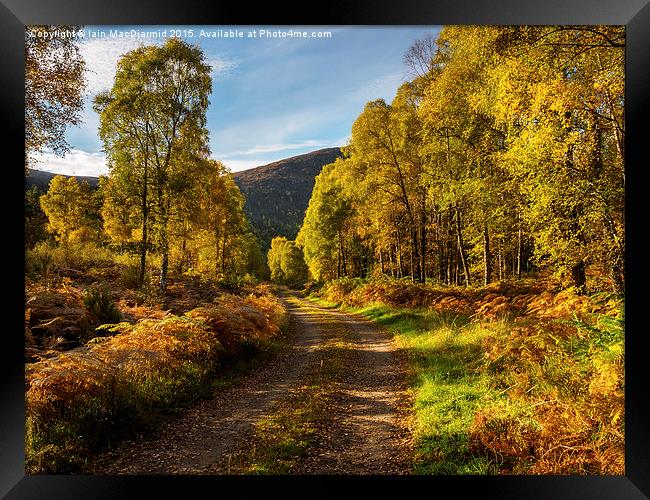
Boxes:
[307,291,624,475]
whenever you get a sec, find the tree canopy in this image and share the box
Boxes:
[25,26,86,172]
[297,26,624,294]
[95,38,212,291]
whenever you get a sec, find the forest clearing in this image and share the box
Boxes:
[24,24,624,475]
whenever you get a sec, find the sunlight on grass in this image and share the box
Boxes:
[343,290,624,475]
[349,304,507,474]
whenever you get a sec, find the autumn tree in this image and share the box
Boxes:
[100,174,141,252]
[349,94,427,282]
[39,175,100,244]
[243,232,269,279]
[94,38,212,291]
[297,158,355,282]
[268,237,309,286]
[297,26,623,294]
[485,26,625,292]
[417,27,519,286]
[185,159,251,280]
[25,186,50,249]
[25,26,86,172]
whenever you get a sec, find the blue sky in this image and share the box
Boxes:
[35,25,441,176]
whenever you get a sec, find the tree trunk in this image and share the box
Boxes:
[571,260,587,294]
[445,211,452,285]
[446,231,452,286]
[409,239,416,283]
[610,262,624,294]
[419,205,427,283]
[483,223,491,286]
[158,194,170,294]
[220,230,226,277]
[455,204,470,286]
[337,237,341,279]
[214,225,222,279]
[177,236,186,273]
[159,233,169,293]
[516,222,522,279]
[139,159,149,288]
[339,229,347,276]
[436,211,445,283]
[497,240,503,281]
[139,210,148,288]
[396,229,404,278]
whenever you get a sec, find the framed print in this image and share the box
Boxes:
[4,0,649,498]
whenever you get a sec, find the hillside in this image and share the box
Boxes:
[26,148,342,251]
[232,147,343,250]
[25,169,100,192]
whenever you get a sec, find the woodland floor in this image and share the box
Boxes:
[86,290,413,475]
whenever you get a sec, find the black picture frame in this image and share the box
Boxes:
[4,0,649,498]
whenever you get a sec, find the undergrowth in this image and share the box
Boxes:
[25,291,287,474]
[314,278,624,475]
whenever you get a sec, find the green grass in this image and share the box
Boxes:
[329,301,509,474]
[305,294,341,309]
[305,285,625,475]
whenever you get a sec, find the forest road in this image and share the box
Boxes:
[88,290,411,474]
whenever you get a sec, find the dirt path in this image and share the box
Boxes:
[292,301,412,474]
[89,292,411,474]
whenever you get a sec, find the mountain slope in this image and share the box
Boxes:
[25,147,344,251]
[25,169,100,192]
[232,147,343,249]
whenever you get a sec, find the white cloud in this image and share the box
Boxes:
[32,149,108,177]
[80,37,239,96]
[334,135,351,148]
[218,137,346,173]
[80,37,160,97]
[206,57,239,81]
[221,140,331,157]
[220,158,270,172]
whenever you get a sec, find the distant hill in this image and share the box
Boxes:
[232,147,343,250]
[25,147,344,251]
[25,169,100,193]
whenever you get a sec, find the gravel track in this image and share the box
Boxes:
[89,292,411,475]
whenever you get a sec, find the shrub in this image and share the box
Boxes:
[25,290,288,473]
[469,302,625,474]
[218,274,246,293]
[118,265,145,289]
[28,241,116,273]
[26,241,58,285]
[25,315,221,473]
[59,242,115,270]
[242,273,258,287]
[112,252,139,267]
[83,287,121,324]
